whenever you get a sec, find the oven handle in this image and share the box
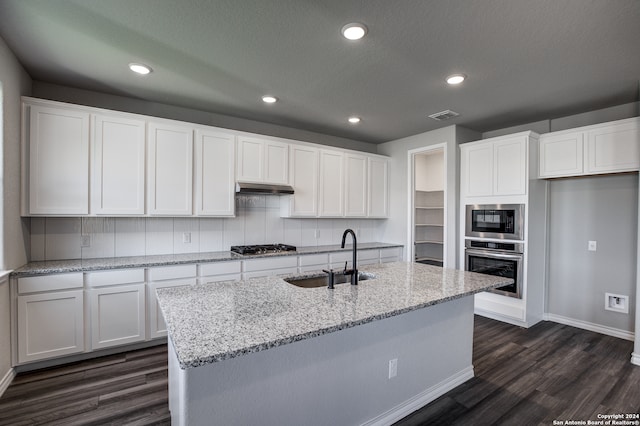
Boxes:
[465,249,523,260]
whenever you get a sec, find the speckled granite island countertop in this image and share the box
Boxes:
[157,261,511,369]
[10,242,402,277]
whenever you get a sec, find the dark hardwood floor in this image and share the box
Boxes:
[395,316,640,426]
[0,344,170,426]
[1,316,638,425]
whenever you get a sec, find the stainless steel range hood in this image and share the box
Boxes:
[235,182,294,195]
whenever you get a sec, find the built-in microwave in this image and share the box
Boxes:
[465,204,524,240]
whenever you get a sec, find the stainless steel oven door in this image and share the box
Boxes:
[465,204,524,240]
[465,248,523,298]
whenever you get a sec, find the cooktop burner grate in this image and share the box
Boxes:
[230,244,297,255]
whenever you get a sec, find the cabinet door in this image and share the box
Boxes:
[17,290,84,363]
[586,120,640,174]
[90,284,146,350]
[236,136,264,182]
[318,149,345,217]
[344,153,368,217]
[148,279,195,339]
[493,137,526,196]
[462,143,493,197]
[368,157,389,218]
[93,114,146,215]
[148,122,194,215]
[195,129,235,216]
[28,105,89,214]
[264,140,289,184]
[539,132,584,178]
[288,145,318,216]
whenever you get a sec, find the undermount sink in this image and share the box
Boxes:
[285,272,376,288]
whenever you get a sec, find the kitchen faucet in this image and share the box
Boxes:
[341,229,358,285]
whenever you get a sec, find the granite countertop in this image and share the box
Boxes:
[157,261,512,370]
[10,242,402,277]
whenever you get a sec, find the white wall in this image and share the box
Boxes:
[415,151,444,192]
[0,34,32,394]
[29,195,383,261]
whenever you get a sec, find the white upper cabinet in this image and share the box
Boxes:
[344,153,368,217]
[461,133,529,198]
[539,131,584,178]
[194,129,236,216]
[462,143,493,197]
[27,104,90,215]
[586,119,639,174]
[539,118,640,179]
[318,149,345,217]
[92,114,146,215]
[147,121,194,215]
[493,136,527,196]
[284,144,319,217]
[237,136,289,184]
[368,157,389,218]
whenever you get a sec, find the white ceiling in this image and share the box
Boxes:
[0,0,638,144]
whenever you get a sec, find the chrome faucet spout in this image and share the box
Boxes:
[341,229,358,285]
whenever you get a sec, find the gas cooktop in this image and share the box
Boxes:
[230,244,297,255]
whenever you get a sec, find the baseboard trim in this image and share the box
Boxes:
[631,352,640,366]
[362,366,474,426]
[545,313,635,341]
[0,367,15,398]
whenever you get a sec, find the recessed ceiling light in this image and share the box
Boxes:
[348,116,361,124]
[446,74,466,85]
[129,63,152,75]
[262,95,278,104]
[341,23,367,40]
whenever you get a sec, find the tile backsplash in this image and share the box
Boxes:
[29,195,383,261]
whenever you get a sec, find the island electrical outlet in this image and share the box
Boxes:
[388,358,398,379]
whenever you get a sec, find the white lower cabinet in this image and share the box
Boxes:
[380,247,402,263]
[298,254,329,273]
[329,249,378,270]
[86,269,146,350]
[242,256,298,279]
[16,273,85,363]
[198,261,242,284]
[148,265,197,339]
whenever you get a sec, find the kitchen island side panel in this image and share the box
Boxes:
[168,296,474,426]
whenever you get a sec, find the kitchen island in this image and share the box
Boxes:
[157,261,511,426]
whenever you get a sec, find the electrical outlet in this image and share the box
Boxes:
[182,232,191,244]
[81,235,91,248]
[388,358,398,379]
[588,240,597,251]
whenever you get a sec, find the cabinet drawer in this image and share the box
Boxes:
[380,247,402,260]
[148,264,197,281]
[299,254,329,267]
[18,273,83,294]
[198,274,241,285]
[243,267,298,280]
[243,256,298,272]
[199,261,242,277]
[85,268,145,288]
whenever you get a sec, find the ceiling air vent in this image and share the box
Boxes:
[428,110,459,121]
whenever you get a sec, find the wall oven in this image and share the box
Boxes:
[465,240,523,298]
[465,204,524,240]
